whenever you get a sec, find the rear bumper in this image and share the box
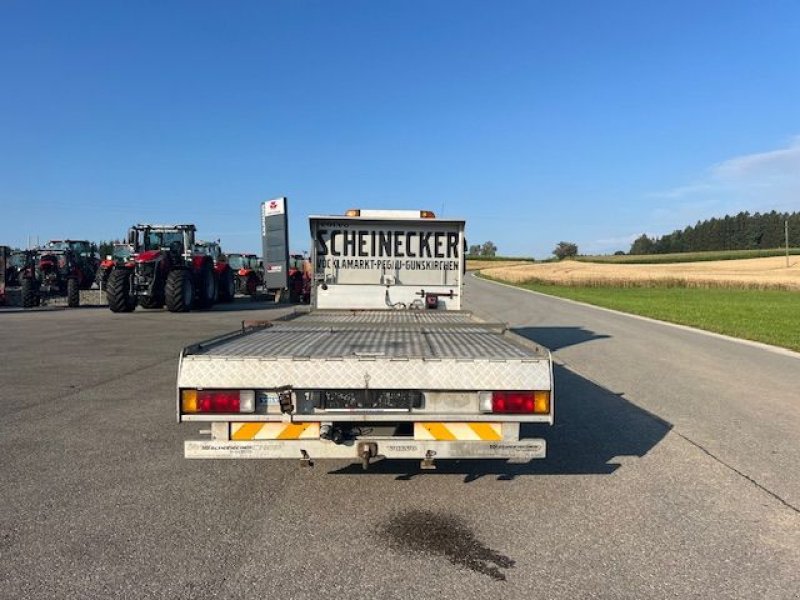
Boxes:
[184,438,546,460]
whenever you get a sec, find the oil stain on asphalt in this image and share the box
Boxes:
[380,509,515,581]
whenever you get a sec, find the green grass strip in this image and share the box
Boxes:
[485,277,800,352]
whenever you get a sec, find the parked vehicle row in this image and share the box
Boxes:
[3,224,311,310]
[11,240,99,308]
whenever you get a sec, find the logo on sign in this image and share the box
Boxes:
[263,197,286,217]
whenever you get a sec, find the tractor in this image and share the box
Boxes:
[0,246,7,305]
[19,240,98,308]
[288,254,311,304]
[193,241,236,303]
[106,224,217,313]
[226,253,263,296]
[95,242,134,289]
[4,249,30,288]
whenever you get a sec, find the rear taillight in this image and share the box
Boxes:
[181,389,255,413]
[479,391,550,414]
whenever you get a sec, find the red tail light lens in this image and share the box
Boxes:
[490,391,550,414]
[181,389,256,413]
[198,391,240,412]
[492,391,535,413]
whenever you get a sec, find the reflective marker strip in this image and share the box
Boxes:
[414,422,503,441]
[231,423,320,440]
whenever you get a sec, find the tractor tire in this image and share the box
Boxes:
[67,277,80,308]
[107,269,136,313]
[218,267,235,303]
[245,273,257,296]
[166,269,194,313]
[21,277,37,308]
[139,295,164,309]
[196,263,216,309]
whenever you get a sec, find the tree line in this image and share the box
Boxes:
[630,210,800,255]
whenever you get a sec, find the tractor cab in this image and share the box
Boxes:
[194,241,226,264]
[47,240,93,257]
[128,224,196,265]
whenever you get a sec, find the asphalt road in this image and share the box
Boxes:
[1,281,798,599]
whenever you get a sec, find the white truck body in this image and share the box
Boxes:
[177,211,553,467]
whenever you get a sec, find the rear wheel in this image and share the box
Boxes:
[166,269,194,312]
[218,267,235,303]
[246,273,257,296]
[196,263,215,308]
[21,277,37,308]
[67,277,80,308]
[107,269,136,312]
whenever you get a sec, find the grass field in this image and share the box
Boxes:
[577,248,800,264]
[478,255,800,290]
[483,277,800,352]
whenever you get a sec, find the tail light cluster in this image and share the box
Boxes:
[479,391,550,414]
[181,389,255,413]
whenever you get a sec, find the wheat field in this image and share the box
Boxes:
[479,256,800,290]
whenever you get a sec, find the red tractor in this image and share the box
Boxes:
[106,224,217,313]
[288,254,311,304]
[193,241,235,303]
[19,241,98,308]
[227,253,263,296]
[95,242,134,289]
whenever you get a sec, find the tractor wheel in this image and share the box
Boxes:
[67,277,80,308]
[21,277,37,308]
[245,273,257,296]
[107,269,136,313]
[218,267,235,303]
[139,295,164,309]
[196,263,216,309]
[166,269,194,313]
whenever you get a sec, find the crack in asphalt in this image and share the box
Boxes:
[554,357,800,515]
[673,431,800,514]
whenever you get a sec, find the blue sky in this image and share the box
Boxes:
[1,1,799,257]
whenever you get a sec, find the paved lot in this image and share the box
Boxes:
[1,283,798,599]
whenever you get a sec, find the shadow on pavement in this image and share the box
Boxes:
[327,364,671,481]
[512,326,610,351]
[209,300,304,312]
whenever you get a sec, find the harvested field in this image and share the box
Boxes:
[479,255,800,290]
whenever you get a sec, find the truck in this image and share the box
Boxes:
[176,209,553,468]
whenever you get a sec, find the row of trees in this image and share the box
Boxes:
[467,241,498,257]
[630,210,799,255]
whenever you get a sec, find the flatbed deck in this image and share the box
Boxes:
[188,310,547,360]
[178,310,552,393]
